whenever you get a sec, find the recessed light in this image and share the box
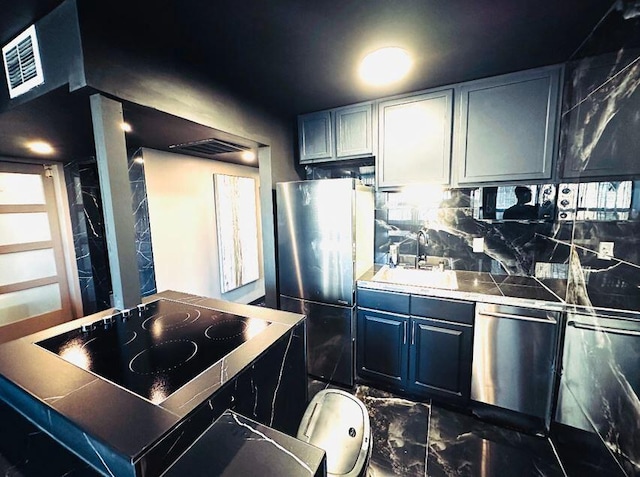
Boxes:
[241,150,256,162]
[121,122,132,133]
[27,141,54,155]
[359,47,412,86]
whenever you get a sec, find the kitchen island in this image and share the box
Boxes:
[0,291,309,476]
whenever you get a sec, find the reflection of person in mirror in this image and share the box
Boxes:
[503,186,538,220]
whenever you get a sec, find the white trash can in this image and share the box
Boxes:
[297,389,372,477]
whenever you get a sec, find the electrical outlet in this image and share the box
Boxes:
[472,237,484,253]
[597,241,614,260]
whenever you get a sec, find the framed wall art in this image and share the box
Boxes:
[213,174,260,293]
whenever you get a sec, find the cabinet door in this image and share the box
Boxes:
[456,65,561,184]
[357,309,408,386]
[377,89,453,188]
[409,317,472,400]
[335,103,374,158]
[298,111,333,163]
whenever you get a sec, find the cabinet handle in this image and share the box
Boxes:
[411,322,415,345]
[403,321,407,344]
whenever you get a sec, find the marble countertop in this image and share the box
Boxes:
[0,290,306,476]
[358,266,566,311]
[359,266,640,319]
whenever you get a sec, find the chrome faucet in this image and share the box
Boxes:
[416,229,428,268]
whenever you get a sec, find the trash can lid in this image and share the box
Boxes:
[297,389,371,477]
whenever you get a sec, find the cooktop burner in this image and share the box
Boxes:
[37,299,272,403]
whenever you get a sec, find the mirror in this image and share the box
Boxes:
[472,184,556,222]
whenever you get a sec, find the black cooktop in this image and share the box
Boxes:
[37,299,272,404]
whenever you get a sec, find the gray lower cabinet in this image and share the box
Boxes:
[408,317,472,400]
[298,103,374,164]
[456,65,562,184]
[357,308,409,386]
[357,288,474,403]
[377,89,453,188]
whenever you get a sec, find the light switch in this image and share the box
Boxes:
[597,241,614,260]
[472,237,484,253]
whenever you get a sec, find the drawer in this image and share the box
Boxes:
[357,288,410,315]
[410,295,474,325]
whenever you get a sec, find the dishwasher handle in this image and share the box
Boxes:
[477,310,557,325]
[569,321,640,337]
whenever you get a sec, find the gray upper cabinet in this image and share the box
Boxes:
[298,103,374,164]
[377,89,453,188]
[455,65,562,185]
[298,111,333,163]
[336,103,374,158]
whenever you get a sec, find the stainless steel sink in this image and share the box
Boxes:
[372,266,458,289]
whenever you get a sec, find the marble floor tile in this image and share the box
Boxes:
[309,380,567,477]
[426,405,564,477]
[355,385,430,477]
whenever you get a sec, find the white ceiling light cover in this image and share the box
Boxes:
[359,47,412,86]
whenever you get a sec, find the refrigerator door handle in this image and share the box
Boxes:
[569,321,640,337]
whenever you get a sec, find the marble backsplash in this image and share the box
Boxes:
[373,178,640,312]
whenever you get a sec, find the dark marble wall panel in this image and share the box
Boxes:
[128,154,157,297]
[63,160,113,315]
[553,5,640,477]
[63,155,157,314]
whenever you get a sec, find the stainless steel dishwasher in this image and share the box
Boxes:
[471,303,561,429]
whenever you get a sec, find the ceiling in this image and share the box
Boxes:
[0,0,616,162]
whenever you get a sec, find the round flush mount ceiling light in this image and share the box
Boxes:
[359,47,412,86]
[241,150,256,162]
[27,141,54,155]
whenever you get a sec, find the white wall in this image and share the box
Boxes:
[143,148,264,304]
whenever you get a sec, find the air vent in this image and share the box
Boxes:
[169,138,252,157]
[2,25,44,99]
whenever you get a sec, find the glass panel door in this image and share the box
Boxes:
[0,162,72,343]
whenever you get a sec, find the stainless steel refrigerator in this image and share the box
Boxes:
[276,179,374,387]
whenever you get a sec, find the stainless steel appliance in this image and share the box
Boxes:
[37,299,272,404]
[276,179,374,387]
[471,302,561,430]
[555,310,640,474]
